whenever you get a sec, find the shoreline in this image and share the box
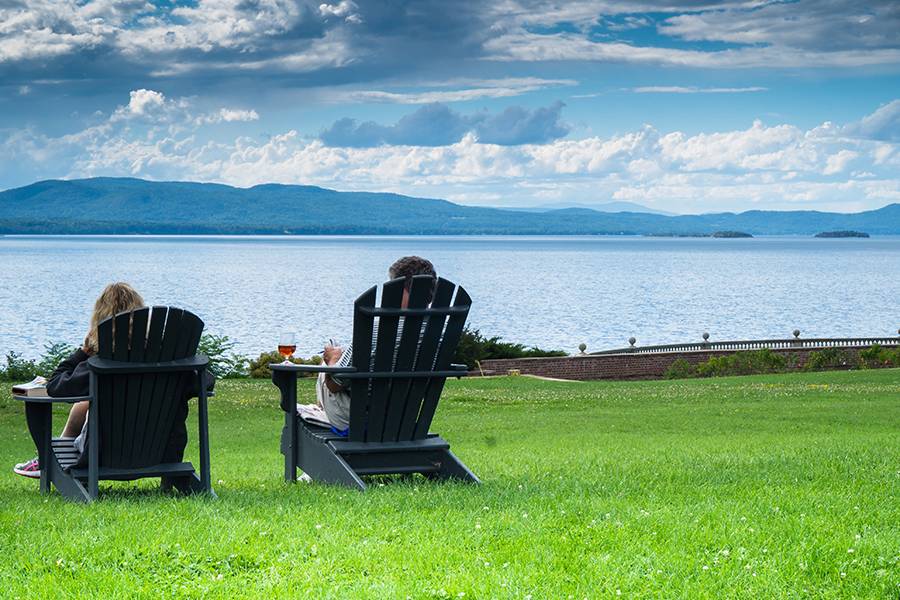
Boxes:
[2,233,898,240]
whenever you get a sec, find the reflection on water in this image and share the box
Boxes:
[1,235,897,358]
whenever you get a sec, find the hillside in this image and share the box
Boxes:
[1,178,897,235]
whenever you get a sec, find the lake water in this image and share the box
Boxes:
[1,235,897,359]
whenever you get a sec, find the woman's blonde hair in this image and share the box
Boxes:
[85,282,146,352]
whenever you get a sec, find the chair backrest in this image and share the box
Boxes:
[348,276,471,443]
[94,306,204,468]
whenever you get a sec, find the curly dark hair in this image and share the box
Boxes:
[389,256,437,299]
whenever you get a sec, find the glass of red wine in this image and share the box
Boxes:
[278,333,297,364]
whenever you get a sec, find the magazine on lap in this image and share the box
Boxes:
[11,376,48,397]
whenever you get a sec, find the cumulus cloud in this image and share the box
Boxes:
[3,91,899,213]
[319,102,569,147]
[823,150,859,175]
[126,89,166,115]
[198,108,261,124]
[843,100,900,142]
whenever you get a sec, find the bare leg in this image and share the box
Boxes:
[60,401,89,438]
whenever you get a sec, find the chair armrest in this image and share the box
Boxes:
[269,363,357,374]
[13,394,92,404]
[88,354,209,374]
[451,363,469,378]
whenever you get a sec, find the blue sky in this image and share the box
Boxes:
[1,1,899,214]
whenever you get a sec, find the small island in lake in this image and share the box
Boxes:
[711,231,753,238]
[814,230,869,238]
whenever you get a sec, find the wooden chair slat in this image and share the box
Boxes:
[122,308,149,464]
[382,275,436,442]
[145,308,184,462]
[366,278,405,442]
[348,286,376,442]
[155,311,204,461]
[144,307,167,361]
[97,317,113,360]
[129,308,149,361]
[413,285,470,439]
[396,278,455,441]
[131,307,166,462]
[108,313,132,462]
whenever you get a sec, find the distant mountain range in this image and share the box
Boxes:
[1,178,898,236]
[507,201,676,216]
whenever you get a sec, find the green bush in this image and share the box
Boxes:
[688,348,788,378]
[804,348,852,372]
[1,342,77,381]
[248,351,322,379]
[453,326,567,369]
[198,334,249,379]
[664,358,696,379]
[858,344,899,369]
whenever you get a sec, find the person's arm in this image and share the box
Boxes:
[46,347,92,398]
[322,345,348,394]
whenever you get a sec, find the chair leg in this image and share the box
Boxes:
[51,468,92,503]
[429,449,481,484]
[296,433,366,491]
[162,473,218,498]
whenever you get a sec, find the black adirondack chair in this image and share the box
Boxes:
[14,306,214,502]
[272,276,479,491]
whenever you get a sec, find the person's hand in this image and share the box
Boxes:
[323,344,343,366]
[81,334,94,356]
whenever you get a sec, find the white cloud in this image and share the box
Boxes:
[198,108,261,124]
[0,0,151,62]
[630,86,767,94]
[319,1,361,23]
[483,32,900,68]
[337,78,577,104]
[844,100,900,142]
[126,89,166,115]
[823,150,858,175]
[0,0,354,75]
[3,92,899,213]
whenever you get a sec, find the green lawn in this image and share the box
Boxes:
[1,370,898,598]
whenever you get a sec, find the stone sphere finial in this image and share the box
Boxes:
[702,332,710,342]
[793,329,801,338]
[578,343,587,353]
[628,337,636,347]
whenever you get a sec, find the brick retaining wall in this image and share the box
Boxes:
[478,346,878,381]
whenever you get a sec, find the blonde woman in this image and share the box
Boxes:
[13,282,145,478]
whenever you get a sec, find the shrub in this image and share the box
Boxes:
[453,326,567,369]
[694,348,787,378]
[664,358,696,379]
[804,348,852,372]
[198,334,249,379]
[2,351,39,381]
[858,344,899,369]
[1,342,79,381]
[249,351,322,379]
